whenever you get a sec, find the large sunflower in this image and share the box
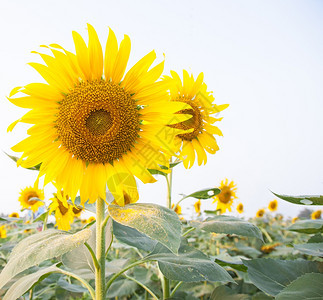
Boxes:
[166,70,228,168]
[18,186,45,212]
[212,179,237,213]
[8,24,188,206]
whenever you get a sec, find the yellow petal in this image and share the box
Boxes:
[87,24,103,79]
[192,139,207,165]
[112,34,131,83]
[104,28,118,81]
[72,30,91,80]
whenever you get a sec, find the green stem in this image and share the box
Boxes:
[170,281,183,297]
[42,210,49,231]
[124,274,159,300]
[105,260,146,295]
[261,227,273,243]
[162,275,170,299]
[95,197,106,300]
[84,242,100,270]
[182,227,196,237]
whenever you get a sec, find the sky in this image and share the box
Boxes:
[0,0,322,218]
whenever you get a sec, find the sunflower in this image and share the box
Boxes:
[8,24,188,206]
[236,203,243,214]
[0,226,7,238]
[268,199,278,212]
[8,212,20,218]
[165,70,228,168]
[87,216,96,223]
[261,243,281,254]
[18,186,44,213]
[291,217,299,224]
[212,179,237,213]
[172,204,182,215]
[256,209,265,218]
[194,200,201,215]
[311,210,322,220]
[49,192,76,231]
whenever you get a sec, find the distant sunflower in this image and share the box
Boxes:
[172,204,182,215]
[194,200,201,215]
[0,226,6,238]
[311,210,322,220]
[9,212,19,218]
[49,192,75,231]
[291,217,299,224]
[165,70,228,168]
[87,216,96,223]
[236,203,244,214]
[8,24,188,206]
[18,186,44,213]
[256,209,265,218]
[213,179,237,213]
[268,199,278,212]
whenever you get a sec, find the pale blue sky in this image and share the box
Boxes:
[0,0,322,218]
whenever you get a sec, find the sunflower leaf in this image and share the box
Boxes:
[272,192,323,206]
[287,219,323,234]
[189,215,263,241]
[0,229,91,289]
[108,203,181,253]
[183,188,221,200]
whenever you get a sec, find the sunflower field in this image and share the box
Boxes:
[1,24,322,300]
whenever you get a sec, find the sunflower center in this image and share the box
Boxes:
[57,199,69,216]
[169,98,203,141]
[218,189,232,204]
[270,203,277,209]
[72,207,82,215]
[56,80,140,164]
[27,193,39,205]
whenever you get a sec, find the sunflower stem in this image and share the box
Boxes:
[95,197,105,300]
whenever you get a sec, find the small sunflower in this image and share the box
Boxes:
[24,220,32,234]
[194,200,201,215]
[18,186,44,213]
[49,192,76,231]
[291,217,299,224]
[8,24,188,206]
[311,210,322,220]
[261,243,281,254]
[9,212,20,218]
[165,70,228,168]
[268,199,278,212]
[212,179,237,213]
[236,203,244,214]
[256,209,265,218]
[87,216,96,223]
[0,226,7,238]
[172,204,182,215]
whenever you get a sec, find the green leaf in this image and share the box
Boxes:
[183,188,221,200]
[294,243,323,257]
[243,258,323,296]
[0,229,91,289]
[108,203,181,253]
[190,215,263,241]
[210,286,249,300]
[71,196,96,213]
[287,219,323,234]
[145,242,233,283]
[272,192,323,205]
[4,152,41,171]
[276,273,323,300]
[57,277,88,293]
[112,221,157,252]
[307,234,323,243]
[33,210,49,223]
[214,253,248,272]
[148,169,167,176]
[106,278,138,298]
[3,265,60,300]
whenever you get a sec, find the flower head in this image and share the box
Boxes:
[311,210,322,220]
[87,216,96,223]
[261,243,281,254]
[9,212,19,218]
[0,225,7,238]
[291,217,299,224]
[256,209,265,218]
[49,191,79,230]
[18,186,44,213]
[236,203,244,214]
[268,199,278,212]
[165,70,228,168]
[213,179,237,213]
[8,24,185,206]
[194,200,201,215]
[172,204,182,215]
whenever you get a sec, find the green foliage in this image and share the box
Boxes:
[287,219,323,234]
[182,188,221,200]
[108,203,181,253]
[272,192,323,206]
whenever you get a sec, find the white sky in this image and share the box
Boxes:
[0,0,322,218]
